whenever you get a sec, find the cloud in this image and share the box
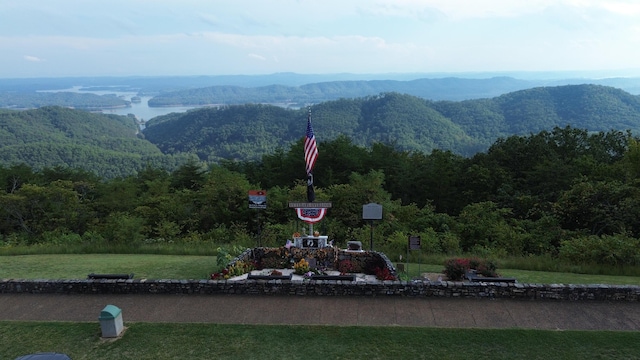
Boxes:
[248,53,266,61]
[24,55,44,62]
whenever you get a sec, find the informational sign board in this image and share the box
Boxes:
[409,235,421,250]
[248,190,267,209]
[362,203,383,220]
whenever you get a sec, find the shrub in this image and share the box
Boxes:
[443,257,498,280]
[443,258,470,281]
[559,234,640,266]
[439,232,461,254]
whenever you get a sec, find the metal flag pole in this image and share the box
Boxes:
[304,107,318,236]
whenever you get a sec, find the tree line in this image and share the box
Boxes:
[2,126,640,266]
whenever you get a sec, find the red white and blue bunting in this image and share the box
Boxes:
[295,208,327,223]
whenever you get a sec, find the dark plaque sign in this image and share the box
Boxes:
[409,236,421,250]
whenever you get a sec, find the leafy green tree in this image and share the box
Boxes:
[554,180,640,236]
[559,233,640,266]
[455,201,523,255]
[170,160,207,191]
[0,163,40,193]
[196,166,254,232]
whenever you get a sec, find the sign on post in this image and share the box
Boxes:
[362,203,383,220]
[362,203,383,250]
[409,236,421,250]
[248,190,267,209]
[407,235,422,276]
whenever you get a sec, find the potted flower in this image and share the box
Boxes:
[293,258,310,275]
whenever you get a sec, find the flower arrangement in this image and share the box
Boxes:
[210,260,255,280]
[293,258,310,274]
[337,259,356,274]
[302,268,328,278]
[374,266,396,281]
[210,268,230,280]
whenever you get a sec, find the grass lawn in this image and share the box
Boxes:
[401,263,640,285]
[2,254,640,285]
[0,254,215,280]
[2,322,640,360]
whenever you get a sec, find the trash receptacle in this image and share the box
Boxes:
[14,353,71,360]
[99,304,123,338]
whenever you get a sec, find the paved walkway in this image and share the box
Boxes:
[2,293,640,330]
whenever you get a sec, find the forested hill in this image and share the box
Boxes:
[0,107,195,178]
[143,93,478,161]
[3,84,640,176]
[143,84,640,161]
[0,92,130,110]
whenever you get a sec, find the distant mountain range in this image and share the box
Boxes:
[147,76,640,107]
[2,82,640,177]
[2,73,640,110]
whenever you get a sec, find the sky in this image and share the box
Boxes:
[1,0,640,78]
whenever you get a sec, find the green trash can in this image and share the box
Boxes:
[99,304,123,338]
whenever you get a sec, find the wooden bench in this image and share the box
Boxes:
[87,273,134,280]
[468,276,517,283]
[465,270,516,283]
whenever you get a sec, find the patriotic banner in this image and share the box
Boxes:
[295,207,327,223]
[304,109,318,175]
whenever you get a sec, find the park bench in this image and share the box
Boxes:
[465,270,516,283]
[87,273,134,280]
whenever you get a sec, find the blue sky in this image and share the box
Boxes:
[2,0,640,78]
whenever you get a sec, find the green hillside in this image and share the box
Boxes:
[3,84,640,174]
[0,107,194,178]
[143,93,479,161]
[143,85,640,161]
[0,92,130,110]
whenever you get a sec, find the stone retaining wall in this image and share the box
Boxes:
[1,278,639,301]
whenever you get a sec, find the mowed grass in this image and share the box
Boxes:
[2,254,640,284]
[2,322,640,360]
[0,254,215,280]
[402,264,640,285]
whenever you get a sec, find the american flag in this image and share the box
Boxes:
[304,110,318,175]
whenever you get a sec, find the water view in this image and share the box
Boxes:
[41,86,200,122]
[101,95,198,122]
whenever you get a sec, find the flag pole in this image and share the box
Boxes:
[304,107,318,236]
